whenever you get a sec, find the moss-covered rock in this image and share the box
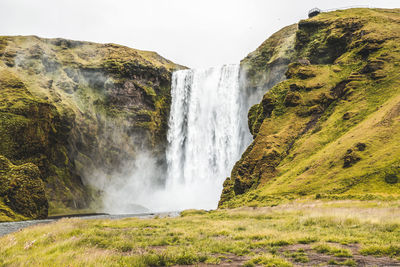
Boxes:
[0,36,184,219]
[240,24,298,96]
[0,155,47,220]
[220,8,400,208]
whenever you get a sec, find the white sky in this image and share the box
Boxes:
[0,0,398,68]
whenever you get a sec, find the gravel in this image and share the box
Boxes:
[0,211,180,237]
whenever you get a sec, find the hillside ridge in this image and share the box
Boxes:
[0,35,184,220]
[220,8,400,208]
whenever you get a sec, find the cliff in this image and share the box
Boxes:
[220,8,400,207]
[0,36,184,220]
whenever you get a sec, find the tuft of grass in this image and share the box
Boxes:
[284,250,309,263]
[328,259,357,266]
[343,259,357,266]
[313,243,353,257]
[360,245,400,257]
[297,236,318,244]
[244,254,293,267]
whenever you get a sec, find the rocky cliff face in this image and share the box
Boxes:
[0,36,184,220]
[240,24,297,100]
[220,8,400,207]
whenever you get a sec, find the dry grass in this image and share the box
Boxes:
[0,200,399,266]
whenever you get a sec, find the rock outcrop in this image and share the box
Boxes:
[0,36,184,220]
[0,156,47,220]
[220,8,400,208]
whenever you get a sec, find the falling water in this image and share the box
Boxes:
[100,64,253,213]
[164,64,249,210]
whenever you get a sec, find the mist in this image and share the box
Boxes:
[90,65,249,213]
[2,0,399,214]
[90,62,284,214]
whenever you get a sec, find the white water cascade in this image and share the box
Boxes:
[164,64,249,210]
[101,64,254,213]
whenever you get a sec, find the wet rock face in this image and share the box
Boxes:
[0,36,183,219]
[0,68,86,218]
[106,80,151,108]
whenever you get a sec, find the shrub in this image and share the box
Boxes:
[384,173,398,184]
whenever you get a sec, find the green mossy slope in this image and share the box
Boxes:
[0,156,47,220]
[0,36,184,220]
[220,8,400,207]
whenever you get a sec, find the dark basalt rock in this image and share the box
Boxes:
[289,83,305,91]
[355,142,367,151]
[308,105,324,115]
[361,60,385,74]
[343,149,361,168]
[284,92,302,107]
[261,95,276,116]
[358,42,383,58]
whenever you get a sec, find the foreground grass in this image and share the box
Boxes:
[0,201,400,266]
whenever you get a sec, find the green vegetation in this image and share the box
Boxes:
[360,245,400,257]
[0,156,47,220]
[241,23,297,91]
[0,36,184,220]
[0,200,26,222]
[313,243,352,257]
[282,249,309,263]
[220,8,400,208]
[0,201,399,266]
[244,254,293,267]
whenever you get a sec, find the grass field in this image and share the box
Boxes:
[0,200,399,266]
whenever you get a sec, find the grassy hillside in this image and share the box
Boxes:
[220,8,400,208]
[0,36,184,220]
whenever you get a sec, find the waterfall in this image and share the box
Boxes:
[100,64,253,213]
[164,64,249,210]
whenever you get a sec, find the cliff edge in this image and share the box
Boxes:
[220,8,400,207]
[0,36,184,220]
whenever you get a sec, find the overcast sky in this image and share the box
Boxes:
[0,0,398,68]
